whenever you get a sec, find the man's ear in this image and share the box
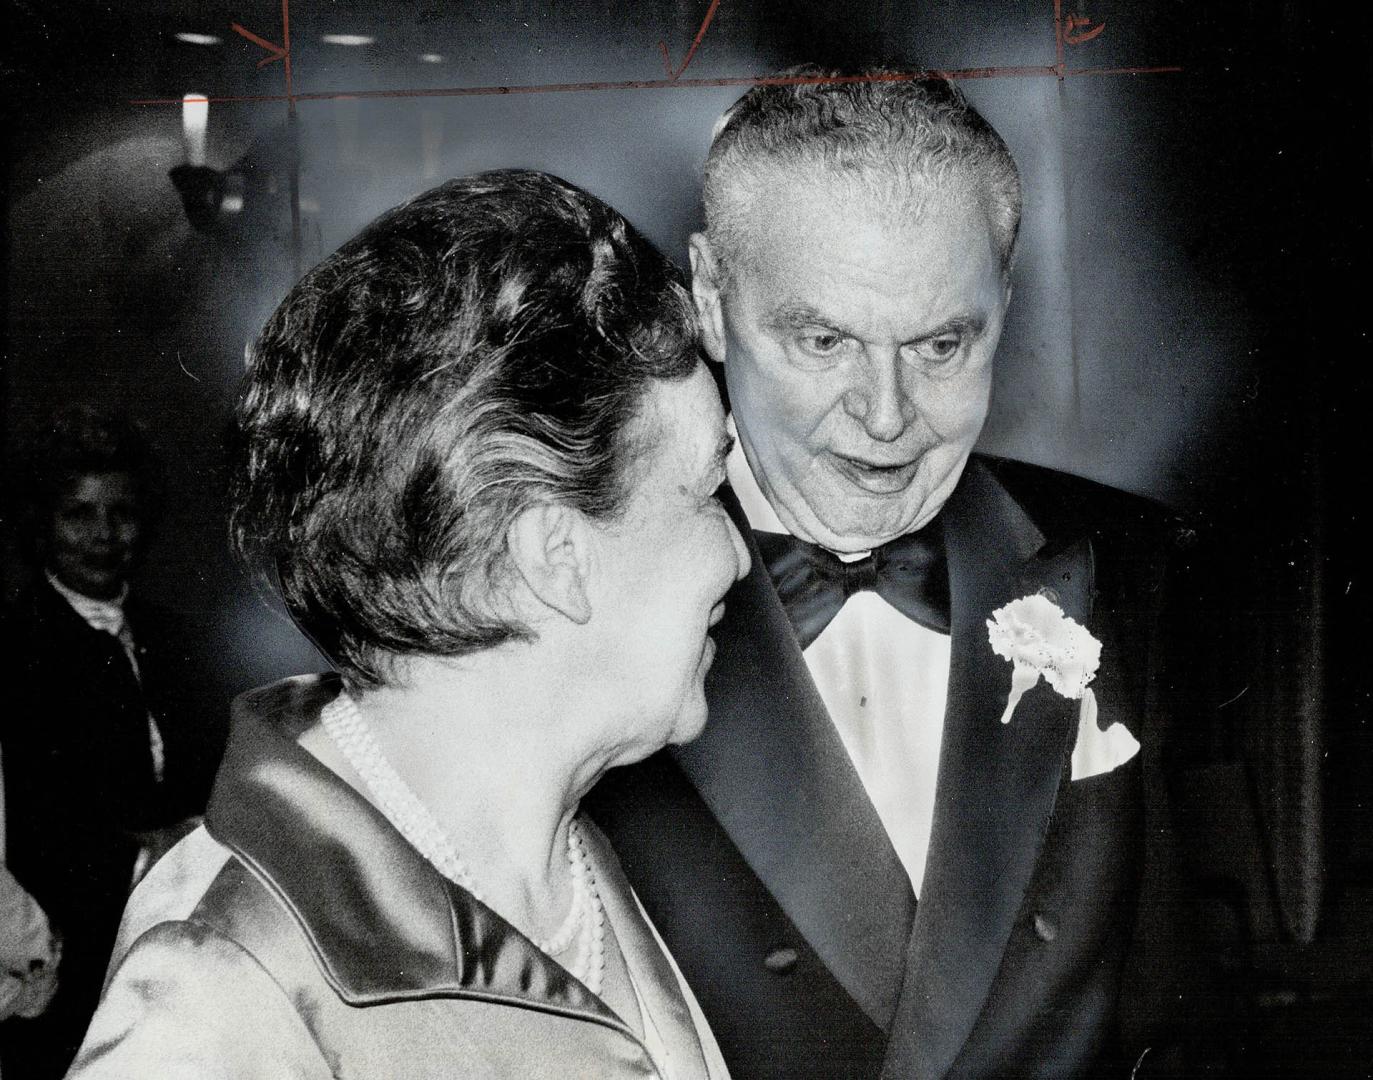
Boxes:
[689,232,727,366]
[505,502,593,625]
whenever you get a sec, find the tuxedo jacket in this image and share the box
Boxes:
[0,579,226,1076]
[586,455,1199,1079]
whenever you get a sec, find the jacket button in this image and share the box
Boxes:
[1032,913,1058,942]
[763,947,799,974]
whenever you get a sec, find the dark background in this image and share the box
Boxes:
[3,1,1370,1071]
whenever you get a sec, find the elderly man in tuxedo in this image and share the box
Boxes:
[586,74,1217,1078]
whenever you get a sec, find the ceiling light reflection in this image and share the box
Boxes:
[321,34,375,46]
[174,32,222,45]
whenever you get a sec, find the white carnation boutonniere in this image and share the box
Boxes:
[987,593,1140,780]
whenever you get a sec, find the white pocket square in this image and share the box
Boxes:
[1070,689,1140,781]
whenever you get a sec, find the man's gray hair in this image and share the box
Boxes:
[703,70,1023,277]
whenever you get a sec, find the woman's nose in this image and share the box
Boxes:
[90,509,118,542]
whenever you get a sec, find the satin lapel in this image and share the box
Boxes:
[585,823,712,1080]
[672,489,915,1030]
[880,460,1094,1080]
[213,689,617,1026]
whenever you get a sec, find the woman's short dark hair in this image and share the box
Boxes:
[231,170,699,688]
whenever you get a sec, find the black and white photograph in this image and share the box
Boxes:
[2,2,1369,1076]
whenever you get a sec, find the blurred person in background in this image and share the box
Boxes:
[0,405,224,1079]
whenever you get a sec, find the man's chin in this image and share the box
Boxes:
[805,467,966,548]
[810,505,927,551]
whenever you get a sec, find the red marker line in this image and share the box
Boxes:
[230,22,287,67]
[281,0,294,104]
[1053,0,1066,77]
[1064,15,1107,46]
[659,0,722,80]
[1062,65,1183,77]
[128,63,1179,107]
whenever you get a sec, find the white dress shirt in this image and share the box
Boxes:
[726,438,949,897]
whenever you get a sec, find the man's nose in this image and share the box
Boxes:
[726,516,752,583]
[842,350,915,443]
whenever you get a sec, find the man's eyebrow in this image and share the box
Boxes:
[923,313,989,339]
[764,302,849,334]
[764,305,989,341]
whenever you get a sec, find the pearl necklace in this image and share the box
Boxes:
[319,693,605,994]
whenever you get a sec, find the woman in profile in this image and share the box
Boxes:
[68,170,748,1079]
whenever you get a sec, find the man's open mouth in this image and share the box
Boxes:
[831,453,920,494]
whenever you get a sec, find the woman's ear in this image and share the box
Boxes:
[689,233,728,366]
[505,502,594,625]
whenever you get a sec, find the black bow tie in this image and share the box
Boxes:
[755,522,950,649]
